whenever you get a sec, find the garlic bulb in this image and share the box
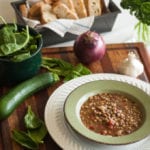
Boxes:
[118,52,144,77]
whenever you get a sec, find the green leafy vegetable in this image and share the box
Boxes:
[120,0,150,25]
[0,16,41,62]
[12,130,39,150]
[12,106,47,149]
[24,106,42,129]
[27,121,47,144]
[134,21,150,42]
[41,57,92,81]
[24,106,47,144]
[120,0,150,42]
[0,25,30,55]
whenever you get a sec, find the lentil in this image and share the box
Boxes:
[80,93,143,136]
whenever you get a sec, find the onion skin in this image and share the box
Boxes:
[73,31,106,64]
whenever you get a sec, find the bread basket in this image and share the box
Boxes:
[11,0,121,47]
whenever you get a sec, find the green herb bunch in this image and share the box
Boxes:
[120,0,150,42]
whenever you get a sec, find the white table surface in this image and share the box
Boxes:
[0,0,149,50]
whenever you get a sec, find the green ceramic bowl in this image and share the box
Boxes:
[0,24,43,85]
[64,80,150,145]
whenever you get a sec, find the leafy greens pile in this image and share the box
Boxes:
[0,16,41,62]
[12,106,47,149]
[41,57,91,81]
[120,0,150,41]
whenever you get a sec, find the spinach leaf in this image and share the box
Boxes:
[0,25,16,46]
[12,106,47,149]
[11,52,31,62]
[28,122,47,144]
[0,25,30,56]
[24,106,47,144]
[41,57,91,81]
[24,106,42,129]
[12,130,39,150]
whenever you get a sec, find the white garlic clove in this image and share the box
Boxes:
[118,52,144,77]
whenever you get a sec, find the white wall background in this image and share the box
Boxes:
[0,0,17,22]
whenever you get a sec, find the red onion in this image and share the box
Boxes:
[73,31,106,64]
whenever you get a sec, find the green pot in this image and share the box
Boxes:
[0,24,43,85]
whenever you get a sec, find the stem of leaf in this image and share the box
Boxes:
[135,21,150,42]
[0,16,7,24]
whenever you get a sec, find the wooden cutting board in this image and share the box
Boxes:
[0,42,150,150]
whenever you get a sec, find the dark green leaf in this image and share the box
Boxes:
[75,64,91,75]
[28,121,47,144]
[42,57,73,69]
[12,130,39,150]
[41,57,91,81]
[24,106,42,129]
[11,52,31,62]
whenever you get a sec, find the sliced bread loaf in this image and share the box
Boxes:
[52,2,78,19]
[71,0,87,18]
[84,0,102,16]
[40,3,57,24]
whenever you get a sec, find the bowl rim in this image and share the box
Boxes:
[64,80,150,145]
[0,23,43,62]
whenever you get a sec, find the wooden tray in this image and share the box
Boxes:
[0,42,149,150]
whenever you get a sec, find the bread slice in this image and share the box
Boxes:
[43,0,53,4]
[61,0,75,12]
[40,3,57,24]
[71,0,87,18]
[84,0,102,16]
[19,4,28,17]
[29,1,45,17]
[52,2,78,19]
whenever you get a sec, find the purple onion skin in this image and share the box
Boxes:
[73,31,106,64]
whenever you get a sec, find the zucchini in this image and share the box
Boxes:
[0,72,59,120]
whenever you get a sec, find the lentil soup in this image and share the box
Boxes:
[80,92,144,137]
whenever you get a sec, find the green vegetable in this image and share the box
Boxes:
[0,72,59,120]
[120,0,150,42]
[41,57,91,81]
[120,0,150,25]
[0,16,41,62]
[24,106,42,129]
[134,21,150,42]
[12,106,47,149]
[27,121,47,144]
[12,130,39,150]
[0,25,30,55]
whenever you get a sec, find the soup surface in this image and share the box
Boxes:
[80,92,143,136]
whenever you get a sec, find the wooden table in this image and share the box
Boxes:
[0,42,150,150]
